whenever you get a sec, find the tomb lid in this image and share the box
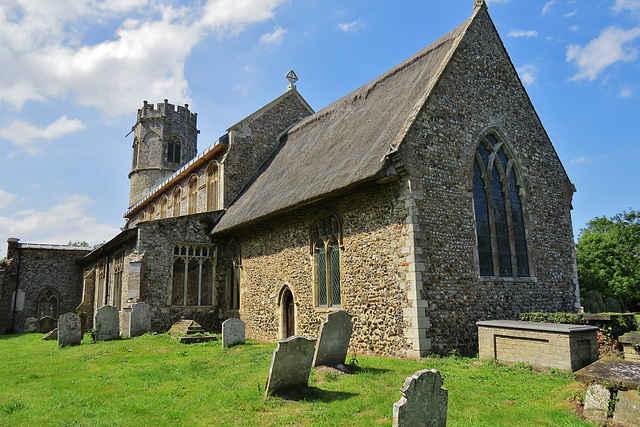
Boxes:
[574,359,640,390]
[476,320,598,333]
[619,333,640,344]
[169,319,205,336]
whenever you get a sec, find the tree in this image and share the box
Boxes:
[576,210,640,310]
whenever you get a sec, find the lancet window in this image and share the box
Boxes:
[310,211,342,308]
[167,135,181,164]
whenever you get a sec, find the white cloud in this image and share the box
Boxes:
[564,10,578,18]
[517,64,538,85]
[508,29,538,38]
[569,25,580,32]
[0,189,16,210]
[338,19,365,33]
[567,26,640,81]
[0,0,287,117]
[570,155,592,164]
[260,26,287,44]
[620,87,634,97]
[613,0,640,16]
[0,116,86,155]
[542,1,557,15]
[0,194,120,245]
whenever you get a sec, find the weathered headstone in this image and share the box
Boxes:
[313,310,353,367]
[583,383,611,424]
[582,290,605,313]
[612,389,640,426]
[42,328,58,340]
[265,336,316,397]
[392,369,448,427]
[604,297,623,313]
[58,312,82,347]
[38,316,55,333]
[93,306,120,341]
[24,317,38,333]
[121,302,151,338]
[222,318,245,349]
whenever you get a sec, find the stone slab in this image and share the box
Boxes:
[265,336,316,397]
[582,383,610,424]
[169,319,205,337]
[574,359,640,390]
[177,336,218,344]
[42,328,58,340]
[392,369,448,427]
[476,320,598,333]
[93,306,120,341]
[222,318,245,349]
[313,310,353,367]
[58,312,82,347]
[129,302,151,337]
[38,316,55,333]
[619,333,640,345]
[613,389,640,426]
[24,317,38,333]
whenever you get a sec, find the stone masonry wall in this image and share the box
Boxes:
[226,180,417,358]
[0,246,89,333]
[399,8,578,354]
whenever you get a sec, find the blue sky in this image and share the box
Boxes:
[0,0,639,255]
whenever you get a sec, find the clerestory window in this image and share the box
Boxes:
[188,176,198,214]
[173,187,181,217]
[473,134,529,278]
[310,211,342,308]
[171,244,216,306]
[206,162,220,211]
[167,135,182,164]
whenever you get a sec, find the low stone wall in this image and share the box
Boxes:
[619,333,640,362]
[477,320,598,371]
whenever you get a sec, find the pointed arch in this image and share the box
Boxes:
[206,161,220,211]
[172,187,182,217]
[277,285,296,339]
[188,175,198,214]
[310,210,342,308]
[36,287,59,319]
[159,195,169,219]
[472,132,530,278]
[148,203,156,220]
[167,135,182,164]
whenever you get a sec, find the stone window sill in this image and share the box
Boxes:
[477,276,537,284]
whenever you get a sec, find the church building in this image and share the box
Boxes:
[1,2,579,357]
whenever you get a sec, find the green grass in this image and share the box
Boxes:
[0,333,594,426]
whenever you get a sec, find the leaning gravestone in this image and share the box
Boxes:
[24,317,38,333]
[222,318,245,349]
[265,336,316,397]
[42,328,58,340]
[129,302,151,337]
[313,310,353,367]
[58,312,82,347]
[93,306,120,341]
[38,316,55,333]
[393,369,448,427]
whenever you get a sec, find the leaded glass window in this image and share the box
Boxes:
[311,212,342,308]
[37,289,59,319]
[207,162,220,211]
[167,135,181,164]
[171,243,216,306]
[472,134,530,278]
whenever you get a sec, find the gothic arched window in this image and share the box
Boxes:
[148,204,156,221]
[188,176,198,214]
[167,135,181,164]
[160,195,168,219]
[206,162,220,211]
[473,134,529,277]
[37,288,59,319]
[310,211,342,307]
[173,187,181,217]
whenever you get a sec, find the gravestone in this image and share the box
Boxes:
[121,302,151,338]
[392,369,448,427]
[42,328,58,340]
[169,319,204,337]
[265,336,316,397]
[604,297,623,313]
[583,383,611,424]
[313,310,353,367]
[222,318,245,349]
[38,316,55,333]
[93,306,120,341]
[612,389,640,426]
[582,290,605,313]
[58,312,82,347]
[24,317,38,333]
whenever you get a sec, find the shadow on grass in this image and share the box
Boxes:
[271,386,357,402]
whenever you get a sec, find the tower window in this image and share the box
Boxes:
[167,136,182,164]
[473,134,530,278]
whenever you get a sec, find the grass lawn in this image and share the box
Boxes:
[0,333,594,426]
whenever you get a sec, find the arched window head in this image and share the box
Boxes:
[473,133,529,278]
[37,288,59,319]
[206,162,220,211]
[160,195,169,219]
[188,176,198,214]
[139,212,146,222]
[310,211,342,308]
[173,187,182,217]
[148,204,156,220]
[167,135,182,164]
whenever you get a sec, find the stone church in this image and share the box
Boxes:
[1,2,579,356]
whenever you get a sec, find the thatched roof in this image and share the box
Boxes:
[214,9,478,233]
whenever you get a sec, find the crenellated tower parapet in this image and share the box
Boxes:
[128,99,199,207]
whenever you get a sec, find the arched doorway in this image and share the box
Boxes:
[278,286,296,339]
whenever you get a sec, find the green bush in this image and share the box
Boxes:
[518,312,583,324]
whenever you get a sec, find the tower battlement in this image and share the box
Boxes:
[137,99,197,127]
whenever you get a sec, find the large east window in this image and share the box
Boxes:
[310,211,342,308]
[171,244,216,306]
[473,134,529,277]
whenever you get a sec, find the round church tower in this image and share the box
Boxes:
[128,100,198,206]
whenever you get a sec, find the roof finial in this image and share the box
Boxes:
[286,70,298,91]
[474,0,486,10]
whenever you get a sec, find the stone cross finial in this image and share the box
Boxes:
[474,0,486,9]
[286,70,298,91]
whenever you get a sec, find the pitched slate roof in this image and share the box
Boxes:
[214,8,480,233]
